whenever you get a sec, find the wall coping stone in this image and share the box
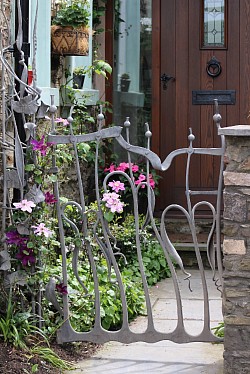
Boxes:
[218,125,250,136]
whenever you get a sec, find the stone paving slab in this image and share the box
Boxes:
[66,270,224,373]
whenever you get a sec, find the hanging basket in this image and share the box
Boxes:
[51,25,89,56]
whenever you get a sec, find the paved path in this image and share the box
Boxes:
[67,269,224,373]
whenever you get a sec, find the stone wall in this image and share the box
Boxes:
[218,125,250,374]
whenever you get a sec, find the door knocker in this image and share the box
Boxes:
[206,56,222,78]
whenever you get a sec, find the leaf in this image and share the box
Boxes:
[104,211,114,222]
[48,175,57,183]
[25,164,35,172]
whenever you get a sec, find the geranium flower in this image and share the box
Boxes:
[117,162,130,172]
[45,191,57,204]
[104,164,116,172]
[16,246,36,266]
[108,180,125,193]
[56,283,68,295]
[135,174,146,188]
[131,164,139,172]
[13,199,36,213]
[30,135,54,156]
[149,174,156,189]
[6,230,28,246]
[55,117,69,126]
[31,223,53,238]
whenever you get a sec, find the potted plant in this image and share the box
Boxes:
[72,66,87,89]
[72,60,112,89]
[120,73,131,92]
[51,0,90,56]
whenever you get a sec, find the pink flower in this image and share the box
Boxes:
[110,200,124,213]
[13,199,36,213]
[102,192,124,213]
[131,164,139,172]
[31,223,53,238]
[55,117,69,126]
[135,174,146,188]
[149,178,155,188]
[149,174,156,189]
[30,135,54,156]
[104,164,116,172]
[117,162,130,172]
[108,180,125,193]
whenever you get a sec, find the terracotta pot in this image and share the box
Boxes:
[51,25,89,56]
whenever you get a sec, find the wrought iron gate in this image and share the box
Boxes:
[0,0,224,346]
[48,102,224,345]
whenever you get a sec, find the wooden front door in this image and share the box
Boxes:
[152,0,250,214]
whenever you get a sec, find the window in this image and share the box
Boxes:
[201,0,227,49]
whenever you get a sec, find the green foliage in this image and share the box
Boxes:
[29,346,73,370]
[73,60,112,79]
[43,255,145,332]
[0,288,47,349]
[212,322,224,337]
[93,0,107,34]
[110,214,172,286]
[121,73,130,79]
[52,0,90,28]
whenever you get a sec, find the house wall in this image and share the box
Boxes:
[29,0,99,108]
[218,125,250,374]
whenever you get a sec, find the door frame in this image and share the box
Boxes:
[151,0,161,155]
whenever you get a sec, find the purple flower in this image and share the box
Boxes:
[45,191,57,204]
[6,230,28,246]
[30,135,54,156]
[16,246,36,266]
[56,283,68,295]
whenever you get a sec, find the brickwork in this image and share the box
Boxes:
[218,126,250,374]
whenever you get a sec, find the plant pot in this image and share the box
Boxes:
[28,70,33,85]
[73,73,85,89]
[51,25,89,56]
[120,78,131,92]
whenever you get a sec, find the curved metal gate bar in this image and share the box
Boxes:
[47,101,224,345]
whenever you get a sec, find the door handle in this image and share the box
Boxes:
[206,56,222,78]
[160,73,175,90]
